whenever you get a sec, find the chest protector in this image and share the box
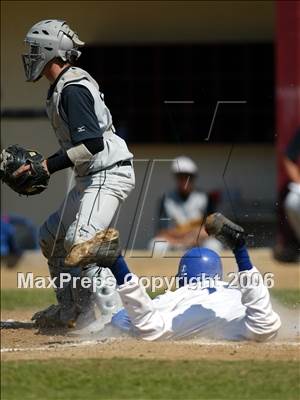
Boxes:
[46,67,133,176]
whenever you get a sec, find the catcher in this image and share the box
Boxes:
[1,19,135,329]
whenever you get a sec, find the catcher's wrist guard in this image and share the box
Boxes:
[0,144,50,196]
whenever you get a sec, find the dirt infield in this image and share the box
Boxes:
[1,249,299,362]
[2,336,299,363]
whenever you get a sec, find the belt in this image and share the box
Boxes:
[85,159,132,176]
[116,159,132,167]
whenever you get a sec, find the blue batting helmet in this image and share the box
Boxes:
[176,247,223,287]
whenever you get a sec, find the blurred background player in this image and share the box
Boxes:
[274,128,300,262]
[1,216,22,267]
[284,129,300,242]
[0,214,38,268]
[150,156,221,255]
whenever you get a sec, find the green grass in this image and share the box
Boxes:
[1,288,299,310]
[1,290,299,400]
[1,289,55,310]
[0,289,159,311]
[270,289,300,308]
[2,359,299,400]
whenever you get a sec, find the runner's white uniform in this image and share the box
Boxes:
[112,267,281,341]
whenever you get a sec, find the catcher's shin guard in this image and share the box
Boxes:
[31,278,96,329]
[81,265,122,325]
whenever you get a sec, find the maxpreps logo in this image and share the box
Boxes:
[17,272,115,292]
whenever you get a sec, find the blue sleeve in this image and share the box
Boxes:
[60,84,102,144]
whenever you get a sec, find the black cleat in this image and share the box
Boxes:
[205,213,246,250]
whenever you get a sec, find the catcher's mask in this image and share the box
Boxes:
[22,19,84,82]
[176,247,223,287]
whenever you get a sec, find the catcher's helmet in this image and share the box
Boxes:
[176,247,222,287]
[22,19,84,82]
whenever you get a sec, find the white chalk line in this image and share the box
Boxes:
[1,338,117,353]
[176,340,300,347]
[1,339,299,354]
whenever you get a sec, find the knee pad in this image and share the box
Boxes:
[39,212,65,259]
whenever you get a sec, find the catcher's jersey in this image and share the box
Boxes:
[112,267,281,341]
[46,66,133,176]
[158,190,208,230]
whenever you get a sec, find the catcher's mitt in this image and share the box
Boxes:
[0,144,50,196]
